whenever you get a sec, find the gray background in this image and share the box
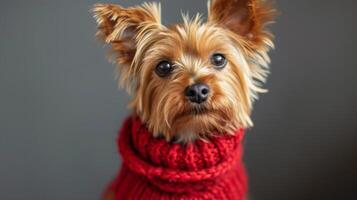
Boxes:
[1,0,356,199]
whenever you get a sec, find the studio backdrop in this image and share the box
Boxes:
[0,0,356,200]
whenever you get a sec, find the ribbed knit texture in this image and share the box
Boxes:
[103,117,248,200]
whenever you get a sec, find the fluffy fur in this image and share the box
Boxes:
[92,0,276,143]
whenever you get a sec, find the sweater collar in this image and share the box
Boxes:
[118,117,245,182]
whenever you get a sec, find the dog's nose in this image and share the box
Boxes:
[185,83,210,104]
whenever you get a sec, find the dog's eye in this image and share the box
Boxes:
[155,60,173,77]
[211,53,227,69]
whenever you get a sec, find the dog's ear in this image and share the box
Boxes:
[208,0,276,47]
[92,3,162,65]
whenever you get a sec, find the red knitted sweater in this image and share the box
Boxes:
[103,117,248,200]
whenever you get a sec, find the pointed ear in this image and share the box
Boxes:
[208,0,276,47]
[92,3,162,65]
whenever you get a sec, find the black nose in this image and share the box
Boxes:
[185,83,210,104]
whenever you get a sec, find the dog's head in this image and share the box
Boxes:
[92,0,276,142]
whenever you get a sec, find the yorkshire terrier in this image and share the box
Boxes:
[92,0,276,199]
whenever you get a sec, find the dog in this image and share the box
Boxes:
[92,0,276,199]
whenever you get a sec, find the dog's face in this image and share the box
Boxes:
[93,0,276,142]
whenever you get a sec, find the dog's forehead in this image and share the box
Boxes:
[160,22,231,60]
[139,21,238,74]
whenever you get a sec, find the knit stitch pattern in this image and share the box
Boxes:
[103,117,248,200]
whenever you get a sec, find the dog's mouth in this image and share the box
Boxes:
[180,105,214,117]
[191,107,210,115]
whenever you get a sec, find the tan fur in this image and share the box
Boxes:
[92,0,276,143]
